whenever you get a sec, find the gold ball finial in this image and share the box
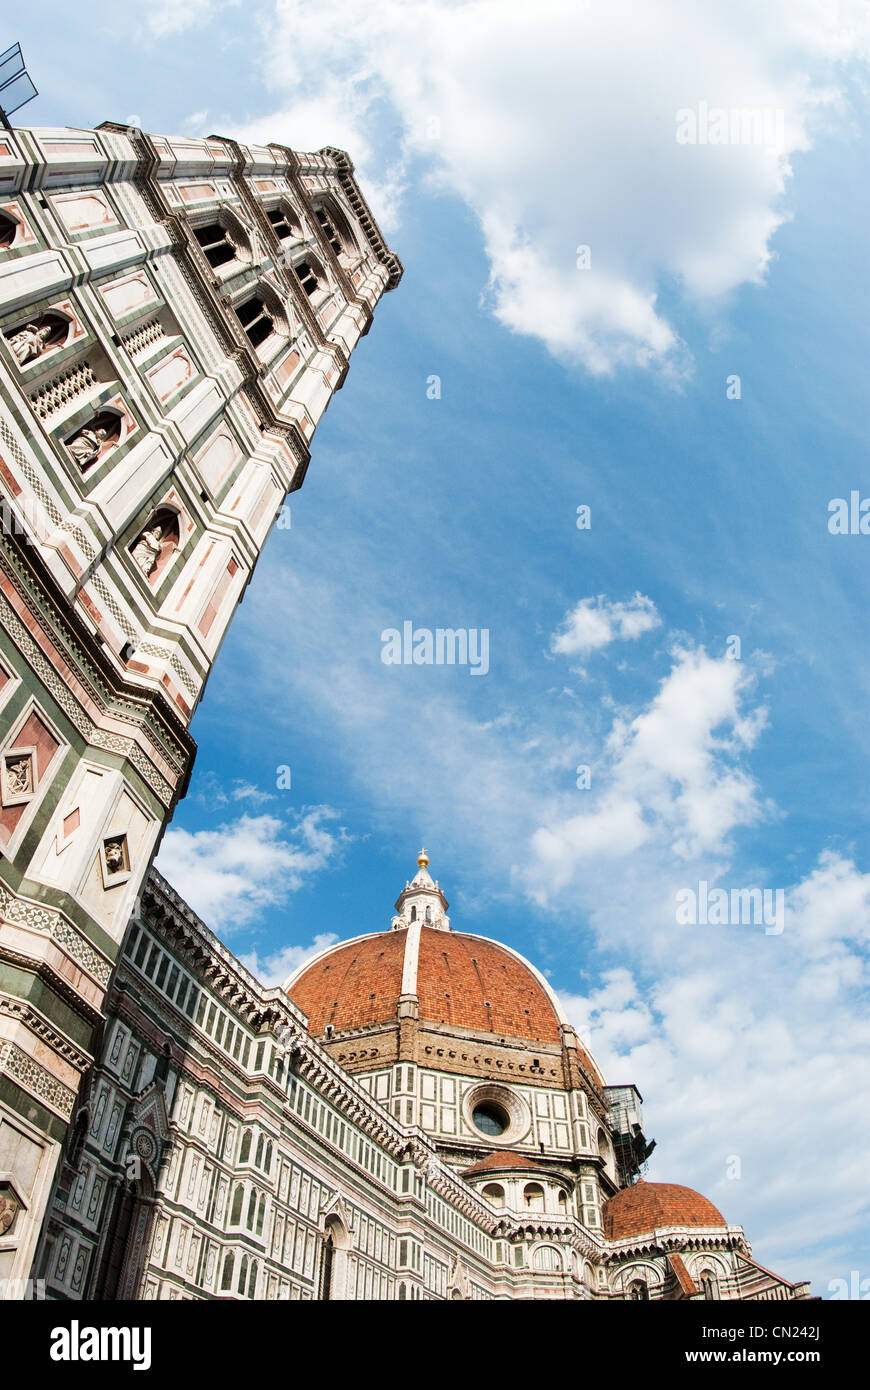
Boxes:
[417,847,429,868]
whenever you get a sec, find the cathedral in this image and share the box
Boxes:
[33,851,810,1301]
[0,121,809,1300]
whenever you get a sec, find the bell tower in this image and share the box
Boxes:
[0,119,401,1294]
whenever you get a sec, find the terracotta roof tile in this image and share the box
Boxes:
[603,1180,727,1241]
[288,927,564,1043]
[667,1252,698,1297]
[288,931,407,1035]
[462,1150,552,1177]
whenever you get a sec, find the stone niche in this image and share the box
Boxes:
[129,507,181,586]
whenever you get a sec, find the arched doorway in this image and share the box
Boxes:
[93,1171,155,1300]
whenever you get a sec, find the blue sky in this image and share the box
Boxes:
[19,0,870,1296]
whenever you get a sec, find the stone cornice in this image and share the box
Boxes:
[315,147,404,290]
[0,992,92,1071]
[603,1224,749,1261]
[144,868,307,1032]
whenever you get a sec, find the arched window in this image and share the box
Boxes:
[256,1194,266,1237]
[409,906,416,922]
[237,296,274,347]
[239,1130,252,1163]
[255,1134,264,1167]
[424,906,432,923]
[264,1141,272,1171]
[246,1189,257,1229]
[532,1245,561,1272]
[247,1259,258,1299]
[267,205,297,241]
[294,260,321,298]
[315,207,343,256]
[230,1184,244,1226]
[320,1228,335,1301]
[220,1251,234,1291]
[0,209,20,249]
[238,1253,248,1294]
[524,1183,545,1212]
[482,1183,505,1208]
[193,222,237,269]
[557,1189,568,1209]
[319,1216,349,1300]
[699,1270,719,1300]
[313,202,356,260]
[628,1279,649,1300]
[397,1280,407,1300]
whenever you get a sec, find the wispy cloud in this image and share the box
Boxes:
[144,0,238,39]
[155,806,346,930]
[193,771,277,811]
[240,933,340,988]
[528,645,766,892]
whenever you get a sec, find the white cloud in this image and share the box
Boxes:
[145,0,237,38]
[225,89,407,233]
[230,781,277,807]
[155,807,345,930]
[240,933,340,988]
[557,851,870,1291]
[235,0,870,373]
[528,646,764,891]
[552,593,661,656]
[193,772,276,810]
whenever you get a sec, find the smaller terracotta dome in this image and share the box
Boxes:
[462,1151,552,1178]
[603,1179,728,1241]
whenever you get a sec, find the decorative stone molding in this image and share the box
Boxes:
[0,883,113,985]
[0,1039,77,1118]
[121,318,167,358]
[0,994,92,1071]
[31,362,99,421]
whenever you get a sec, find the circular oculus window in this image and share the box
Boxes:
[472,1102,508,1137]
[463,1083,530,1146]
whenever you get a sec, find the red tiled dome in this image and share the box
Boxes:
[603,1180,728,1240]
[287,927,565,1044]
[462,1151,553,1178]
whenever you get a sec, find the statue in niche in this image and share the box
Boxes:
[8,321,53,365]
[131,523,164,578]
[4,754,33,797]
[67,425,109,468]
[0,1190,19,1236]
[104,838,127,875]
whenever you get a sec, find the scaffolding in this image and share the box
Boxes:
[605,1084,656,1186]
